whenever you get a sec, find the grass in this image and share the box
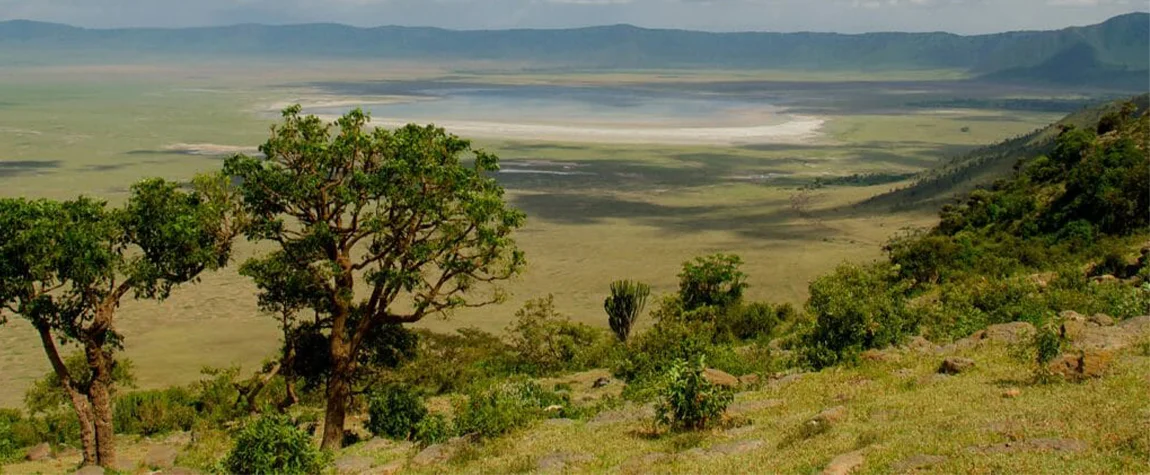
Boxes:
[0,60,1093,409]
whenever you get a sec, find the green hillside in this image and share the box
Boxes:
[0,13,1147,83]
[863,94,1150,211]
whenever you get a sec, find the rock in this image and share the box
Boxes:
[822,450,866,475]
[592,377,612,388]
[536,452,595,472]
[1120,315,1150,335]
[891,454,946,472]
[738,374,761,387]
[145,446,179,469]
[983,322,1035,344]
[1061,319,1089,341]
[334,455,375,474]
[969,438,1087,454]
[707,439,764,455]
[703,368,739,388]
[1088,314,1116,326]
[73,467,105,475]
[1060,310,1086,322]
[26,442,52,461]
[938,357,975,375]
[411,435,475,466]
[860,349,894,362]
[1002,388,1022,398]
[1049,350,1114,380]
[812,406,848,426]
[770,373,805,387]
[361,437,410,452]
[374,460,404,475]
[1072,326,1130,350]
[903,336,938,353]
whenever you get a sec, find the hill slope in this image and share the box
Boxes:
[0,13,1147,81]
[863,94,1150,211]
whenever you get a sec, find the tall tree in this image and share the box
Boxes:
[224,106,526,449]
[0,174,241,467]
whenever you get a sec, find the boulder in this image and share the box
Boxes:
[145,446,179,469]
[822,450,866,475]
[25,442,52,461]
[1072,326,1130,350]
[1088,314,1116,327]
[903,336,938,353]
[703,368,739,388]
[983,322,1035,344]
[1120,315,1150,334]
[812,406,849,426]
[334,455,375,474]
[411,434,476,466]
[938,357,975,375]
[1048,350,1114,380]
[738,374,761,387]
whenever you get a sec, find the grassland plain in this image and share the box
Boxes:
[0,61,1072,407]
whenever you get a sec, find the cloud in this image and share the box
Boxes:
[0,0,1144,33]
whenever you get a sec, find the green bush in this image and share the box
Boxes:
[803,263,913,369]
[114,388,198,436]
[222,414,330,475]
[0,416,17,463]
[715,302,790,343]
[506,295,613,375]
[413,413,453,446]
[396,328,517,395]
[453,379,567,439]
[655,356,734,431]
[365,386,428,441]
[678,254,748,311]
[604,280,651,342]
[612,317,715,385]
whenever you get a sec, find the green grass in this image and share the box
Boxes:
[0,61,1089,408]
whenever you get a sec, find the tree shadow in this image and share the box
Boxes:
[0,160,61,178]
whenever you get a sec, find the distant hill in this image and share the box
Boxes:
[862,94,1150,211]
[0,13,1147,85]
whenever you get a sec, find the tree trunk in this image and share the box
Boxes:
[321,336,353,450]
[85,341,116,468]
[35,326,98,466]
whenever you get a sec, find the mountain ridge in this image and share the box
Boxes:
[1,13,1147,81]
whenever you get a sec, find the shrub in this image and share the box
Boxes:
[506,295,612,375]
[803,262,913,369]
[1012,324,1068,383]
[114,388,198,436]
[222,414,330,475]
[397,328,517,395]
[678,254,748,311]
[453,379,567,439]
[413,413,453,446]
[604,280,651,342]
[655,356,733,431]
[365,386,428,441]
[0,416,17,463]
[715,302,788,343]
[612,318,715,385]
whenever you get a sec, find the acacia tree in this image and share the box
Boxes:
[0,174,241,467]
[224,106,526,449]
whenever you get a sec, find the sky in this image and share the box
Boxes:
[0,0,1146,33]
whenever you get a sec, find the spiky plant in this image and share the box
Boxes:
[604,280,651,343]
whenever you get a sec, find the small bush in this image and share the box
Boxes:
[506,295,612,375]
[678,254,748,311]
[715,302,789,343]
[1011,324,1068,383]
[413,413,453,446]
[114,388,198,436]
[365,386,428,441]
[655,356,733,431]
[0,416,18,463]
[222,414,330,475]
[453,380,567,439]
[803,263,913,368]
[604,280,651,342]
[397,328,518,395]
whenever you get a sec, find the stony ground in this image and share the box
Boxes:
[5,315,1149,474]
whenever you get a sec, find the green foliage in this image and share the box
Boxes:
[678,254,748,312]
[24,352,136,416]
[289,322,418,393]
[222,414,330,475]
[655,356,734,431]
[1012,324,1069,383]
[412,413,453,446]
[803,263,913,369]
[506,295,613,375]
[604,280,651,343]
[113,388,197,436]
[0,414,17,463]
[453,379,568,439]
[396,328,517,395]
[715,302,793,343]
[366,385,428,441]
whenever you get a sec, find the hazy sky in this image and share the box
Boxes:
[0,0,1147,33]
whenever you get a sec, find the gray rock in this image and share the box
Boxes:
[334,455,375,474]
[822,450,866,475]
[1088,314,1116,326]
[938,357,976,375]
[411,443,452,466]
[25,442,52,461]
[145,445,179,469]
[703,368,739,388]
[983,322,1036,343]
